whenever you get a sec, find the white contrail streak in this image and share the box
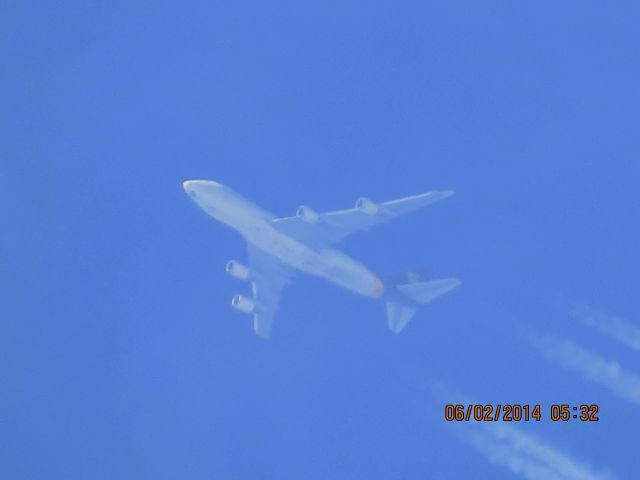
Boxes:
[535,336,640,405]
[460,422,613,480]
[431,383,614,480]
[572,306,640,351]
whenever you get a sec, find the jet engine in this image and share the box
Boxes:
[225,260,250,280]
[355,197,379,215]
[231,294,255,313]
[296,205,320,223]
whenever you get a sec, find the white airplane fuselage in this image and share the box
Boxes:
[183,180,385,299]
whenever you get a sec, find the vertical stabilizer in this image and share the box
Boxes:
[386,302,417,333]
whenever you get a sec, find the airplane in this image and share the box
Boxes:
[183,180,460,338]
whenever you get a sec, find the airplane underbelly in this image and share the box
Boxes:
[314,249,384,298]
[249,224,384,299]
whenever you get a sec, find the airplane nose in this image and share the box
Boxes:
[182,180,204,201]
[183,179,220,195]
[182,180,197,199]
[182,179,221,190]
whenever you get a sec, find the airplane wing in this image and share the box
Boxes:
[247,243,294,338]
[270,190,454,246]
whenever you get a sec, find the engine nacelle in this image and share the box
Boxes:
[296,205,320,223]
[355,197,379,215]
[231,294,255,314]
[225,260,250,280]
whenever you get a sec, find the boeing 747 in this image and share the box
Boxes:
[183,180,460,338]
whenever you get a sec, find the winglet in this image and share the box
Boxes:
[253,313,273,339]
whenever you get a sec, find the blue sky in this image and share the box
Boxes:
[2,1,639,478]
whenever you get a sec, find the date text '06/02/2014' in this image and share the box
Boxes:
[444,404,599,422]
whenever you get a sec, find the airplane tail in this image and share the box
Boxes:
[385,274,461,333]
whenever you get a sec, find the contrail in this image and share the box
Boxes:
[572,306,640,351]
[460,422,613,480]
[429,383,614,480]
[534,335,640,405]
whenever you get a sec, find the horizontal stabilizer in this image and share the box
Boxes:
[397,278,461,304]
[386,277,461,333]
